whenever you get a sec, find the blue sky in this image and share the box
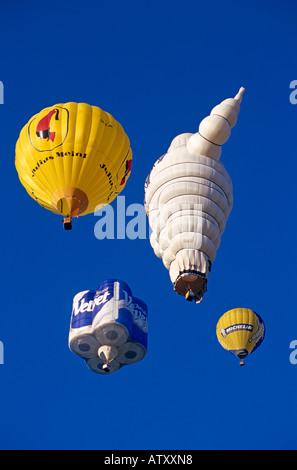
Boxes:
[0,0,297,450]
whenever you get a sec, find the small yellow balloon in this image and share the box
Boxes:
[15,103,132,229]
[216,308,265,365]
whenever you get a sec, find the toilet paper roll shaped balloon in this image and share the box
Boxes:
[144,88,245,304]
[69,279,148,374]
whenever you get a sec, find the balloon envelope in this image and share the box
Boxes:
[15,103,132,229]
[216,307,265,365]
[144,89,244,303]
[69,279,148,374]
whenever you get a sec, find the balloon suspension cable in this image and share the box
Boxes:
[62,216,72,230]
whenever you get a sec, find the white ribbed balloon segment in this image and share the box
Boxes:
[144,88,244,303]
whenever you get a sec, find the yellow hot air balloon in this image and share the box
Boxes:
[216,308,265,366]
[15,103,132,229]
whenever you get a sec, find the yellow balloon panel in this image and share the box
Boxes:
[216,308,265,359]
[15,103,132,219]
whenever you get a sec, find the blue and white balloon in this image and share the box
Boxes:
[69,279,148,374]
